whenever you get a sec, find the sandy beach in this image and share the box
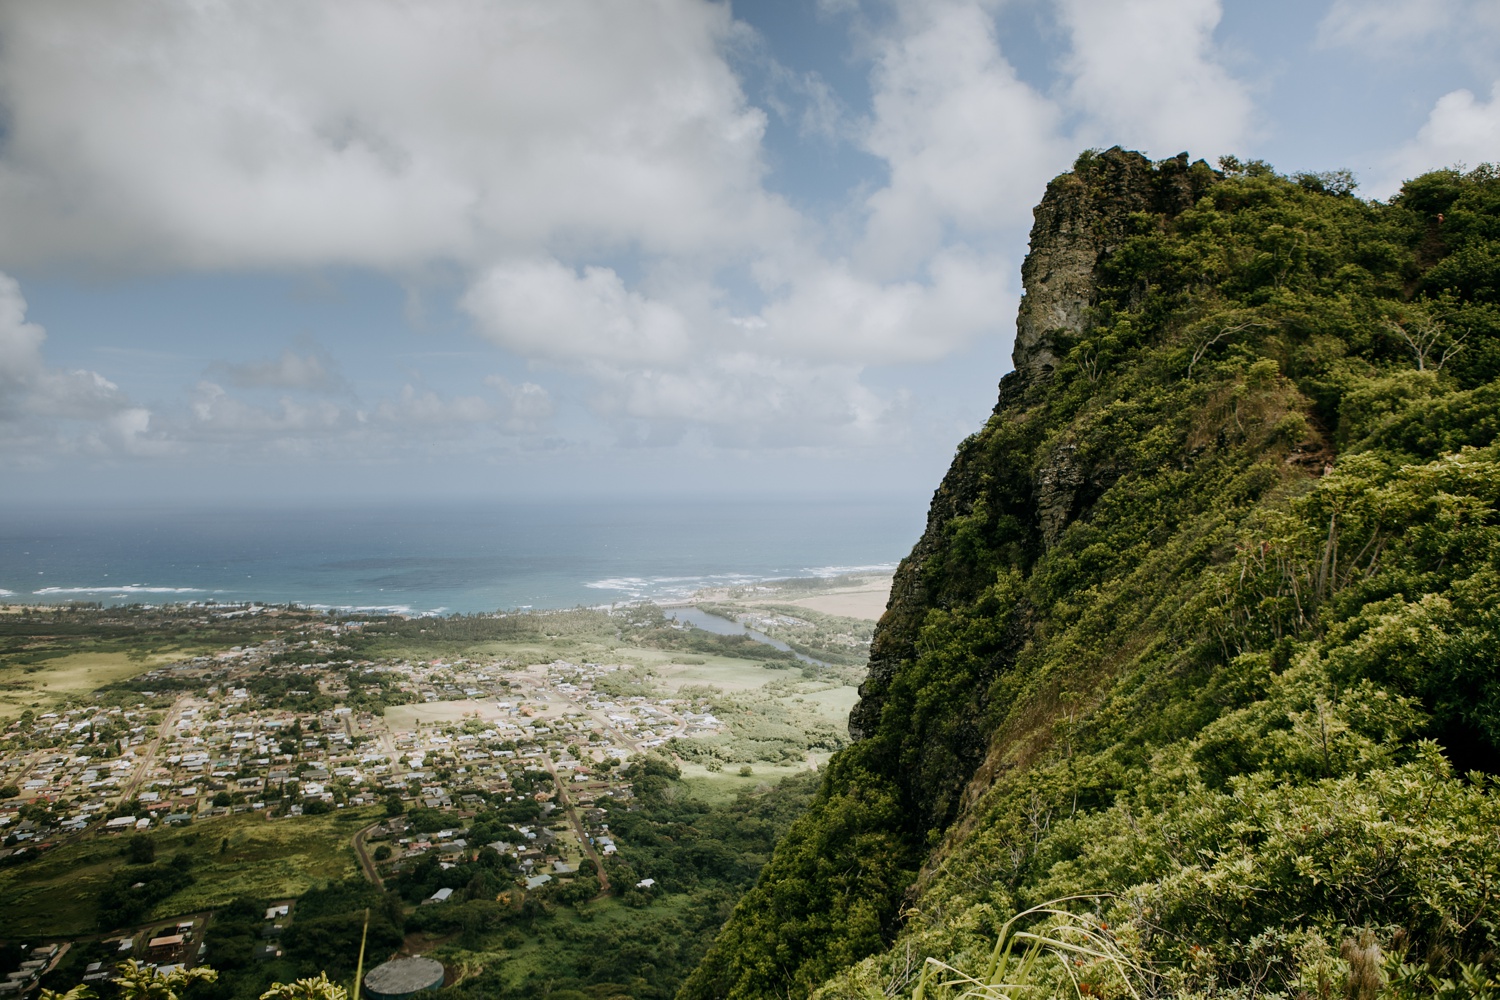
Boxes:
[777,576,892,621]
[685,574,894,622]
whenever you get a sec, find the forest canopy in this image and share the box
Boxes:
[682,154,1500,1000]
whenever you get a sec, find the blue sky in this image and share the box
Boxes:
[1,0,1497,503]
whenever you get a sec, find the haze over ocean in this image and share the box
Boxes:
[0,497,923,616]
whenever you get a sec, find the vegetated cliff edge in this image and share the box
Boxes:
[681,148,1500,1000]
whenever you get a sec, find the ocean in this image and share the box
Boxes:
[0,497,926,615]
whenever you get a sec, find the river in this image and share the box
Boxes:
[666,607,832,667]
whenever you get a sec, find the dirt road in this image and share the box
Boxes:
[541,756,609,894]
[119,696,187,805]
[351,822,383,885]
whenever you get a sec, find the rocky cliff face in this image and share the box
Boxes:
[683,148,1500,1000]
[1012,148,1213,374]
[851,148,1214,744]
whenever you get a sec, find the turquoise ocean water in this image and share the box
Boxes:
[0,498,925,615]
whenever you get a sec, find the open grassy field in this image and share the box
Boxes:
[427,892,703,991]
[0,650,189,720]
[650,655,807,693]
[787,680,860,722]
[383,698,509,728]
[674,761,814,805]
[0,807,374,937]
[0,604,312,720]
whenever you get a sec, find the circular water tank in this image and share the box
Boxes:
[363,957,445,1000]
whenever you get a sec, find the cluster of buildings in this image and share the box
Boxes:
[0,945,62,997]
[0,626,728,890]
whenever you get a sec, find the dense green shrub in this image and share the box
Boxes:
[683,155,1500,1000]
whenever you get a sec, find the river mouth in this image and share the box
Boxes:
[667,607,833,667]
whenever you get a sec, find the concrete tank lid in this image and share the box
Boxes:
[364,956,444,994]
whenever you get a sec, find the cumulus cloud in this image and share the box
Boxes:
[0,0,790,270]
[0,272,46,390]
[0,0,1267,462]
[0,270,147,454]
[25,369,135,422]
[756,248,1012,363]
[464,250,1014,373]
[483,377,556,434]
[1378,82,1500,195]
[462,260,695,367]
[180,370,553,451]
[0,264,557,463]
[860,0,1068,272]
[0,0,1020,449]
[1057,0,1254,159]
[591,356,906,449]
[189,381,347,438]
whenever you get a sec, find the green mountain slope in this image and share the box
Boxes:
[681,149,1500,1000]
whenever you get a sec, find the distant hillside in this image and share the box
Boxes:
[682,149,1500,1000]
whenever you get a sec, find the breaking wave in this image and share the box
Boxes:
[34,584,207,595]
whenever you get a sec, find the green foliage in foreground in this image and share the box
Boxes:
[422,769,821,1000]
[195,771,817,1000]
[683,154,1500,1000]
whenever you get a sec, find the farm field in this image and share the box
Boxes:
[0,807,372,937]
[0,650,187,720]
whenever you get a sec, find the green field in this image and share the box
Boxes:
[0,649,191,720]
[0,604,323,720]
[427,893,701,991]
[674,762,815,804]
[0,808,373,937]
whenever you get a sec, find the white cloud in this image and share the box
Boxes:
[1057,0,1254,159]
[0,0,791,270]
[0,270,143,446]
[189,381,347,437]
[756,248,1012,363]
[459,258,912,439]
[1316,0,1500,81]
[26,369,134,421]
[449,0,1036,436]
[1380,82,1500,195]
[1,258,561,463]
[860,0,1068,272]
[484,377,557,433]
[463,260,694,367]
[761,59,850,143]
[0,0,1270,467]
[103,408,166,457]
[374,387,495,427]
[0,272,46,389]
[592,356,907,449]
[181,372,553,450]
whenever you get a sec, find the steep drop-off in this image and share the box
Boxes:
[682,149,1500,1000]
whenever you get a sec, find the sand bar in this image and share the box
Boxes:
[778,577,892,621]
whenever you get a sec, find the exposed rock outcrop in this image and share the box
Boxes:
[852,147,1215,740]
[1014,148,1216,374]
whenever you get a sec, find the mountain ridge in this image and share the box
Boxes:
[681,147,1500,1000]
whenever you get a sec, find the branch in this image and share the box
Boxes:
[1187,321,1268,378]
